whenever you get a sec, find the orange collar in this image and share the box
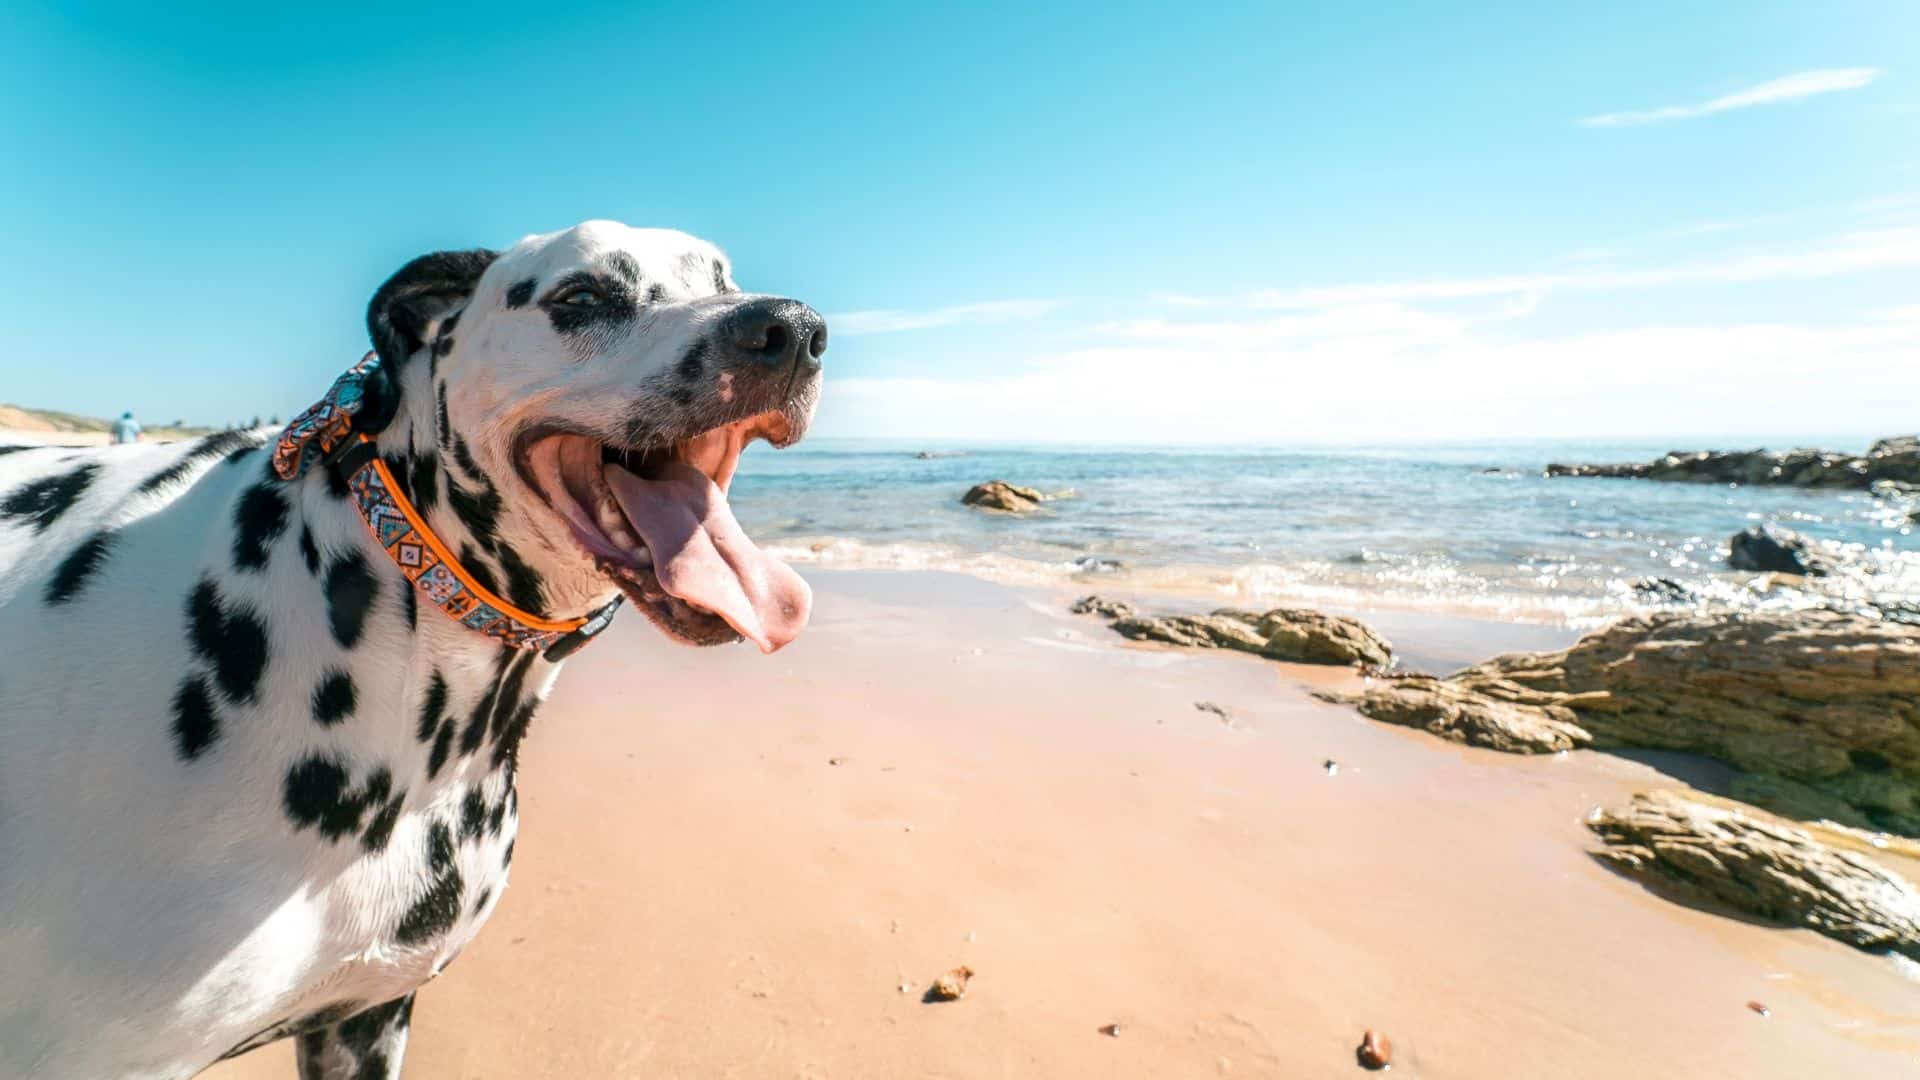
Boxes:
[275,355,619,660]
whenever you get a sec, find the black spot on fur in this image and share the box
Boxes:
[433,334,455,358]
[713,260,729,292]
[137,431,256,493]
[325,551,380,649]
[647,283,668,303]
[471,887,493,918]
[1,462,99,532]
[283,757,394,844]
[324,461,352,499]
[460,788,486,841]
[231,482,290,571]
[461,543,500,595]
[312,669,357,727]
[0,445,34,456]
[676,351,703,381]
[670,387,694,407]
[495,544,546,616]
[541,270,638,336]
[491,697,541,770]
[608,251,640,283]
[446,469,502,551]
[299,526,320,574]
[360,792,405,854]
[171,675,219,761]
[502,838,515,869]
[416,670,449,742]
[44,529,115,605]
[460,650,520,756]
[435,383,451,449]
[439,310,460,336]
[505,279,536,308]
[486,792,509,836]
[395,822,464,945]
[410,449,440,510]
[427,723,455,780]
[187,579,270,704]
[400,578,418,631]
[225,442,260,465]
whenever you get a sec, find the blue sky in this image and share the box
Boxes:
[3,2,1917,443]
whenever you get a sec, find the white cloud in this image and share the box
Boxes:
[828,299,1062,336]
[816,312,1920,443]
[1163,226,1920,310]
[1582,67,1880,127]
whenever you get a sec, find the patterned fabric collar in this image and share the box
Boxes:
[275,354,619,660]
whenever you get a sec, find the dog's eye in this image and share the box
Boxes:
[556,288,603,307]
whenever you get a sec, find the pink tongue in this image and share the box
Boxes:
[603,461,811,652]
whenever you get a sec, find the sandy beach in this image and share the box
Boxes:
[206,569,1920,1079]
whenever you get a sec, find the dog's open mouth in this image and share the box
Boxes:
[517,412,810,652]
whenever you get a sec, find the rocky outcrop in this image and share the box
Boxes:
[961,480,1045,512]
[1319,673,1591,753]
[1546,437,1920,491]
[1321,610,1920,833]
[1589,790,1920,958]
[1728,525,1832,577]
[1070,594,1136,619]
[1108,607,1393,667]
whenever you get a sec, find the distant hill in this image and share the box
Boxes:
[0,404,219,442]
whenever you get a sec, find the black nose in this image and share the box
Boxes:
[721,298,827,371]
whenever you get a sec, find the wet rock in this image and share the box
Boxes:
[1111,607,1393,667]
[1074,554,1125,573]
[1323,610,1920,833]
[1317,673,1591,754]
[1547,437,1920,491]
[1728,525,1831,577]
[961,480,1045,512]
[1071,594,1136,619]
[1589,790,1920,959]
[1631,576,1701,604]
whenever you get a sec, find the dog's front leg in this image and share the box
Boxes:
[292,994,414,1079]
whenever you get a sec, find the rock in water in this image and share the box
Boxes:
[961,480,1045,512]
[1111,608,1393,667]
[1320,610,1920,833]
[1589,790,1920,959]
[1545,436,1920,490]
[1727,525,1831,577]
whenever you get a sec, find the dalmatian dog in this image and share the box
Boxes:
[0,221,825,1078]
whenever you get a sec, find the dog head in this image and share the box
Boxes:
[365,220,824,652]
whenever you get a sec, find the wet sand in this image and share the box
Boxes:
[210,570,1920,1079]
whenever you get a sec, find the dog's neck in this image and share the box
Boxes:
[361,343,619,628]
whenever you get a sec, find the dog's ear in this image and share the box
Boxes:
[359,248,497,433]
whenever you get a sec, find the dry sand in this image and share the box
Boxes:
[207,570,1920,1078]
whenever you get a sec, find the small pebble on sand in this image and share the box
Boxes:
[1748,1001,1771,1017]
[1356,1029,1392,1070]
[927,966,974,1002]
[1324,759,1340,776]
[1098,1023,1121,1037]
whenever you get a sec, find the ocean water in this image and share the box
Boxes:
[727,438,1920,627]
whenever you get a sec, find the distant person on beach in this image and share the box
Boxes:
[112,411,142,444]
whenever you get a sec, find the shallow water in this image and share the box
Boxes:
[730,437,1919,626]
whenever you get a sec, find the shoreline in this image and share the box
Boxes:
[209,569,1920,1079]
